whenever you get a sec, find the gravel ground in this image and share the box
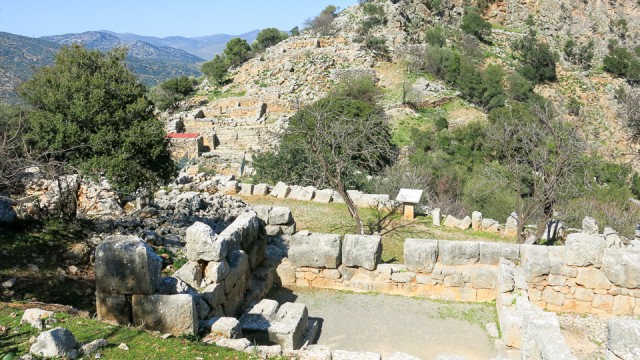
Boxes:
[267,287,498,360]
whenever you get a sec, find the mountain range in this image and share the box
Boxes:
[0,29,260,102]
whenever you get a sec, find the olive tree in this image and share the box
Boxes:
[17,45,176,217]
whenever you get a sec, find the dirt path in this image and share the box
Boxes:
[267,287,498,360]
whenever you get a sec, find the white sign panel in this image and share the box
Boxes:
[396,188,423,204]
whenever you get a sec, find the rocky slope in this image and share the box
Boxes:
[169,0,640,172]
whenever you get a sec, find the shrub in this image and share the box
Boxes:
[425,26,446,47]
[254,28,288,51]
[362,3,385,16]
[305,5,339,35]
[460,9,492,42]
[223,38,251,68]
[462,163,516,220]
[201,54,229,85]
[603,46,640,81]
[513,36,557,83]
[506,72,533,101]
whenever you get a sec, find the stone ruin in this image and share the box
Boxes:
[94,207,317,352]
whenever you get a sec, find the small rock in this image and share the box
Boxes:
[81,339,107,355]
[29,327,77,359]
[2,277,16,288]
[161,333,172,340]
[485,323,499,338]
[68,266,78,275]
[27,264,39,272]
[21,308,55,330]
[118,343,129,351]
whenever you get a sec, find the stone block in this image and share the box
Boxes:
[582,216,599,235]
[269,206,293,225]
[201,282,225,308]
[342,234,382,271]
[205,317,242,339]
[521,310,576,360]
[601,249,640,289]
[564,233,605,267]
[431,208,442,227]
[185,222,227,262]
[357,194,390,208]
[95,236,162,295]
[216,337,251,351]
[391,271,415,283]
[542,287,565,307]
[240,300,308,350]
[290,186,316,201]
[481,218,500,233]
[266,225,282,236]
[479,242,520,265]
[438,240,479,265]
[173,261,204,289]
[443,272,464,287]
[497,258,515,293]
[471,211,482,231]
[520,245,551,281]
[443,215,462,228]
[504,212,518,238]
[204,260,230,284]
[608,319,640,360]
[576,268,612,289]
[289,233,341,268]
[403,238,438,274]
[611,295,634,315]
[132,294,198,336]
[332,350,381,360]
[253,183,270,196]
[469,267,497,289]
[29,327,77,359]
[314,189,334,203]
[271,182,291,198]
[574,287,594,302]
[458,216,472,230]
[20,308,54,330]
[592,294,614,311]
[238,183,253,196]
[96,293,131,324]
[297,345,333,360]
[253,205,272,223]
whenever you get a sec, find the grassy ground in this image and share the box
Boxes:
[0,220,96,311]
[240,195,516,263]
[0,304,253,359]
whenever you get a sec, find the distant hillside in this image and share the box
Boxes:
[103,30,261,60]
[0,31,206,101]
[0,32,58,102]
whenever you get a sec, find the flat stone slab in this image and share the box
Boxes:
[289,233,342,268]
[95,235,162,295]
[608,319,640,360]
[438,241,479,265]
[342,234,381,271]
[239,299,309,350]
[132,294,198,336]
[404,239,438,273]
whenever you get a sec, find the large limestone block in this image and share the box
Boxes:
[253,205,271,223]
[238,183,254,196]
[404,239,438,273]
[20,308,54,330]
[185,222,227,262]
[173,261,204,289]
[564,233,605,267]
[96,293,131,324]
[504,212,518,238]
[269,206,293,225]
[481,218,500,233]
[497,258,515,293]
[575,268,612,289]
[469,267,497,289]
[314,189,334,203]
[458,216,472,230]
[432,208,441,226]
[601,249,640,289]
[582,216,599,235]
[443,215,462,228]
[240,300,309,350]
[205,317,243,339]
[471,211,483,231]
[289,186,316,201]
[253,183,270,196]
[289,233,341,268]
[29,327,77,359]
[332,350,381,360]
[219,210,261,253]
[342,234,382,271]
[520,245,551,281]
[357,194,390,208]
[387,352,421,360]
[204,260,230,284]
[438,241,479,265]
[607,319,640,360]
[95,235,162,295]
[521,310,576,360]
[132,294,198,336]
[479,242,520,265]
[270,182,291,198]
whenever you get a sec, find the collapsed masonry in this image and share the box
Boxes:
[94,207,316,351]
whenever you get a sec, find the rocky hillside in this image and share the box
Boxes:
[171,0,640,172]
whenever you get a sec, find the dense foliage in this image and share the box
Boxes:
[512,35,557,84]
[201,54,229,85]
[603,46,640,82]
[149,76,197,111]
[460,9,492,42]
[254,28,289,51]
[17,45,176,194]
[223,38,252,68]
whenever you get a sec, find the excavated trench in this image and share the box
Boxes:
[267,286,498,360]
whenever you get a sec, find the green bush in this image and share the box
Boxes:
[506,72,533,101]
[201,54,229,85]
[255,28,288,51]
[224,38,252,68]
[603,46,640,81]
[462,163,516,220]
[362,3,385,16]
[513,36,557,83]
[425,26,446,47]
[460,9,492,42]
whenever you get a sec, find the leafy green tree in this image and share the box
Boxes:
[17,45,176,211]
[603,46,640,81]
[481,64,506,110]
[513,36,557,83]
[223,38,251,68]
[148,76,196,111]
[460,9,492,42]
[255,28,288,51]
[506,72,533,101]
[425,26,446,47]
[201,54,229,85]
[290,26,300,36]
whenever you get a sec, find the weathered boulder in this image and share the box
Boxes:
[289,233,341,268]
[601,249,640,289]
[458,216,472,230]
[443,215,462,228]
[132,294,198,336]
[95,236,162,295]
[268,207,293,225]
[438,241,479,265]
[564,233,605,267]
[342,234,381,271]
[607,319,640,360]
[582,216,599,235]
[30,327,77,359]
[20,308,54,330]
[185,222,227,262]
[404,238,438,273]
[0,197,16,225]
[173,261,204,289]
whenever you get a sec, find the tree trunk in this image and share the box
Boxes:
[335,185,364,235]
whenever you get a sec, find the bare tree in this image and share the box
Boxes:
[485,101,587,243]
[282,95,394,234]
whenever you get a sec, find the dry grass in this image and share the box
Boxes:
[240,195,517,263]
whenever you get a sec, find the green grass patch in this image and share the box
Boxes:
[0,305,255,359]
[207,90,246,102]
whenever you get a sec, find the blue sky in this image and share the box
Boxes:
[0,0,358,38]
